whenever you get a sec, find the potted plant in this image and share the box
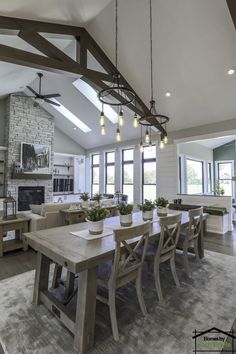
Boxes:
[117,202,133,227]
[80,192,90,208]
[213,181,225,196]
[93,192,102,206]
[155,197,169,216]
[85,206,109,235]
[138,199,155,221]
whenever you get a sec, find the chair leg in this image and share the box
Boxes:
[183,241,191,278]
[153,261,164,303]
[108,288,119,341]
[170,255,180,288]
[194,239,201,265]
[136,272,148,316]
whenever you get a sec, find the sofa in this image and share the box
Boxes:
[27,202,79,232]
[27,198,117,232]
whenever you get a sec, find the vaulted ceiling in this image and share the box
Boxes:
[0,0,235,149]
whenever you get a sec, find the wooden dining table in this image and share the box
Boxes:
[24,210,207,354]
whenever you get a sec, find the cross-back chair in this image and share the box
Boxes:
[178,207,203,277]
[97,221,150,341]
[145,213,182,303]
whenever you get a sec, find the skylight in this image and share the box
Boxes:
[49,98,91,133]
[73,79,118,124]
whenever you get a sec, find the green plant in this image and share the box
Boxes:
[117,202,133,215]
[155,197,168,208]
[85,206,109,222]
[93,192,102,203]
[138,199,155,212]
[213,181,225,196]
[80,192,90,201]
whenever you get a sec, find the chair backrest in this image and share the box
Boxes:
[110,222,150,283]
[157,213,182,257]
[188,207,203,241]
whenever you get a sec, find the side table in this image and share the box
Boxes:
[0,215,30,257]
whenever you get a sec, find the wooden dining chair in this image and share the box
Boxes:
[145,213,182,303]
[178,207,203,277]
[97,221,150,341]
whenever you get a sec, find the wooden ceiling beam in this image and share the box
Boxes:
[0,43,111,81]
[18,30,75,64]
[227,0,236,30]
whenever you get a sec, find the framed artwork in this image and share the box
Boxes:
[21,143,50,174]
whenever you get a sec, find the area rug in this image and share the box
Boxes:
[0,250,235,354]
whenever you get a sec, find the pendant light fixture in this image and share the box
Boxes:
[133,113,139,128]
[98,0,136,140]
[139,125,144,152]
[139,0,169,145]
[116,125,121,142]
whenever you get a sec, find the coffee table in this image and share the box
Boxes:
[0,214,30,257]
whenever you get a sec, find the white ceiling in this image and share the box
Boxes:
[0,0,235,149]
[195,135,236,149]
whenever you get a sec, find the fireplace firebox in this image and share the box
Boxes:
[18,186,45,211]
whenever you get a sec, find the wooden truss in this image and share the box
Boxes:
[0,15,166,134]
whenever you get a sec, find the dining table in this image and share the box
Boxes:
[24,210,207,354]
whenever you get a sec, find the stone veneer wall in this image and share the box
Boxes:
[5,95,54,208]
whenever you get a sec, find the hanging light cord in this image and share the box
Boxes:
[115,0,118,69]
[149,0,154,101]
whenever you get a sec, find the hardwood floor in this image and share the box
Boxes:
[204,225,236,257]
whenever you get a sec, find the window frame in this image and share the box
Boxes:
[185,157,204,195]
[91,153,100,195]
[141,145,157,202]
[121,148,134,202]
[105,151,115,194]
[215,160,234,196]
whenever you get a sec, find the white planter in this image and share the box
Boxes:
[143,210,153,221]
[120,214,132,227]
[87,219,104,235]
[157,206,168,217]
[82,201,89,209]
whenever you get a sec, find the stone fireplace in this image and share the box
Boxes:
[4,95,54,210]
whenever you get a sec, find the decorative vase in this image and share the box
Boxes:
[82,201,89,209]
[143,210,153,221]
[87,219,104,235]
[120,214,132,227]
[157,206,168,217]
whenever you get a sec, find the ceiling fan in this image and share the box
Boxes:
[19,73,61,106]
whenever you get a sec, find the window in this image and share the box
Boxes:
[207,162,212,193]
[105,151,115,194]
[91,154,100,195]
[186,159,204,194]
[122,148,134,203]
[217,162,233,196]
[142,145,156,201]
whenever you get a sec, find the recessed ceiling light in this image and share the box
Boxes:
[227,69,235,75]
[165,92,171,97]
[73,127,77,130]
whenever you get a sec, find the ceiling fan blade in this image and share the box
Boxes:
[43,93,61,99]
[44,98,61,106]
[26,86,39,97]
[13,94,35,97]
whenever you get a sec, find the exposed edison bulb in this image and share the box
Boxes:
[140,141,144,153]
[100,111,105,126]
[101,125,106,135]
[145,128,150,144]
[133,113,139,128]
[118,110,124,127]
[116,127,121,142]
[159,139,164,149]
[164,135,168,144]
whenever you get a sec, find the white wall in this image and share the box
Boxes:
[54,128,85,155]
[178,142,213,161]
